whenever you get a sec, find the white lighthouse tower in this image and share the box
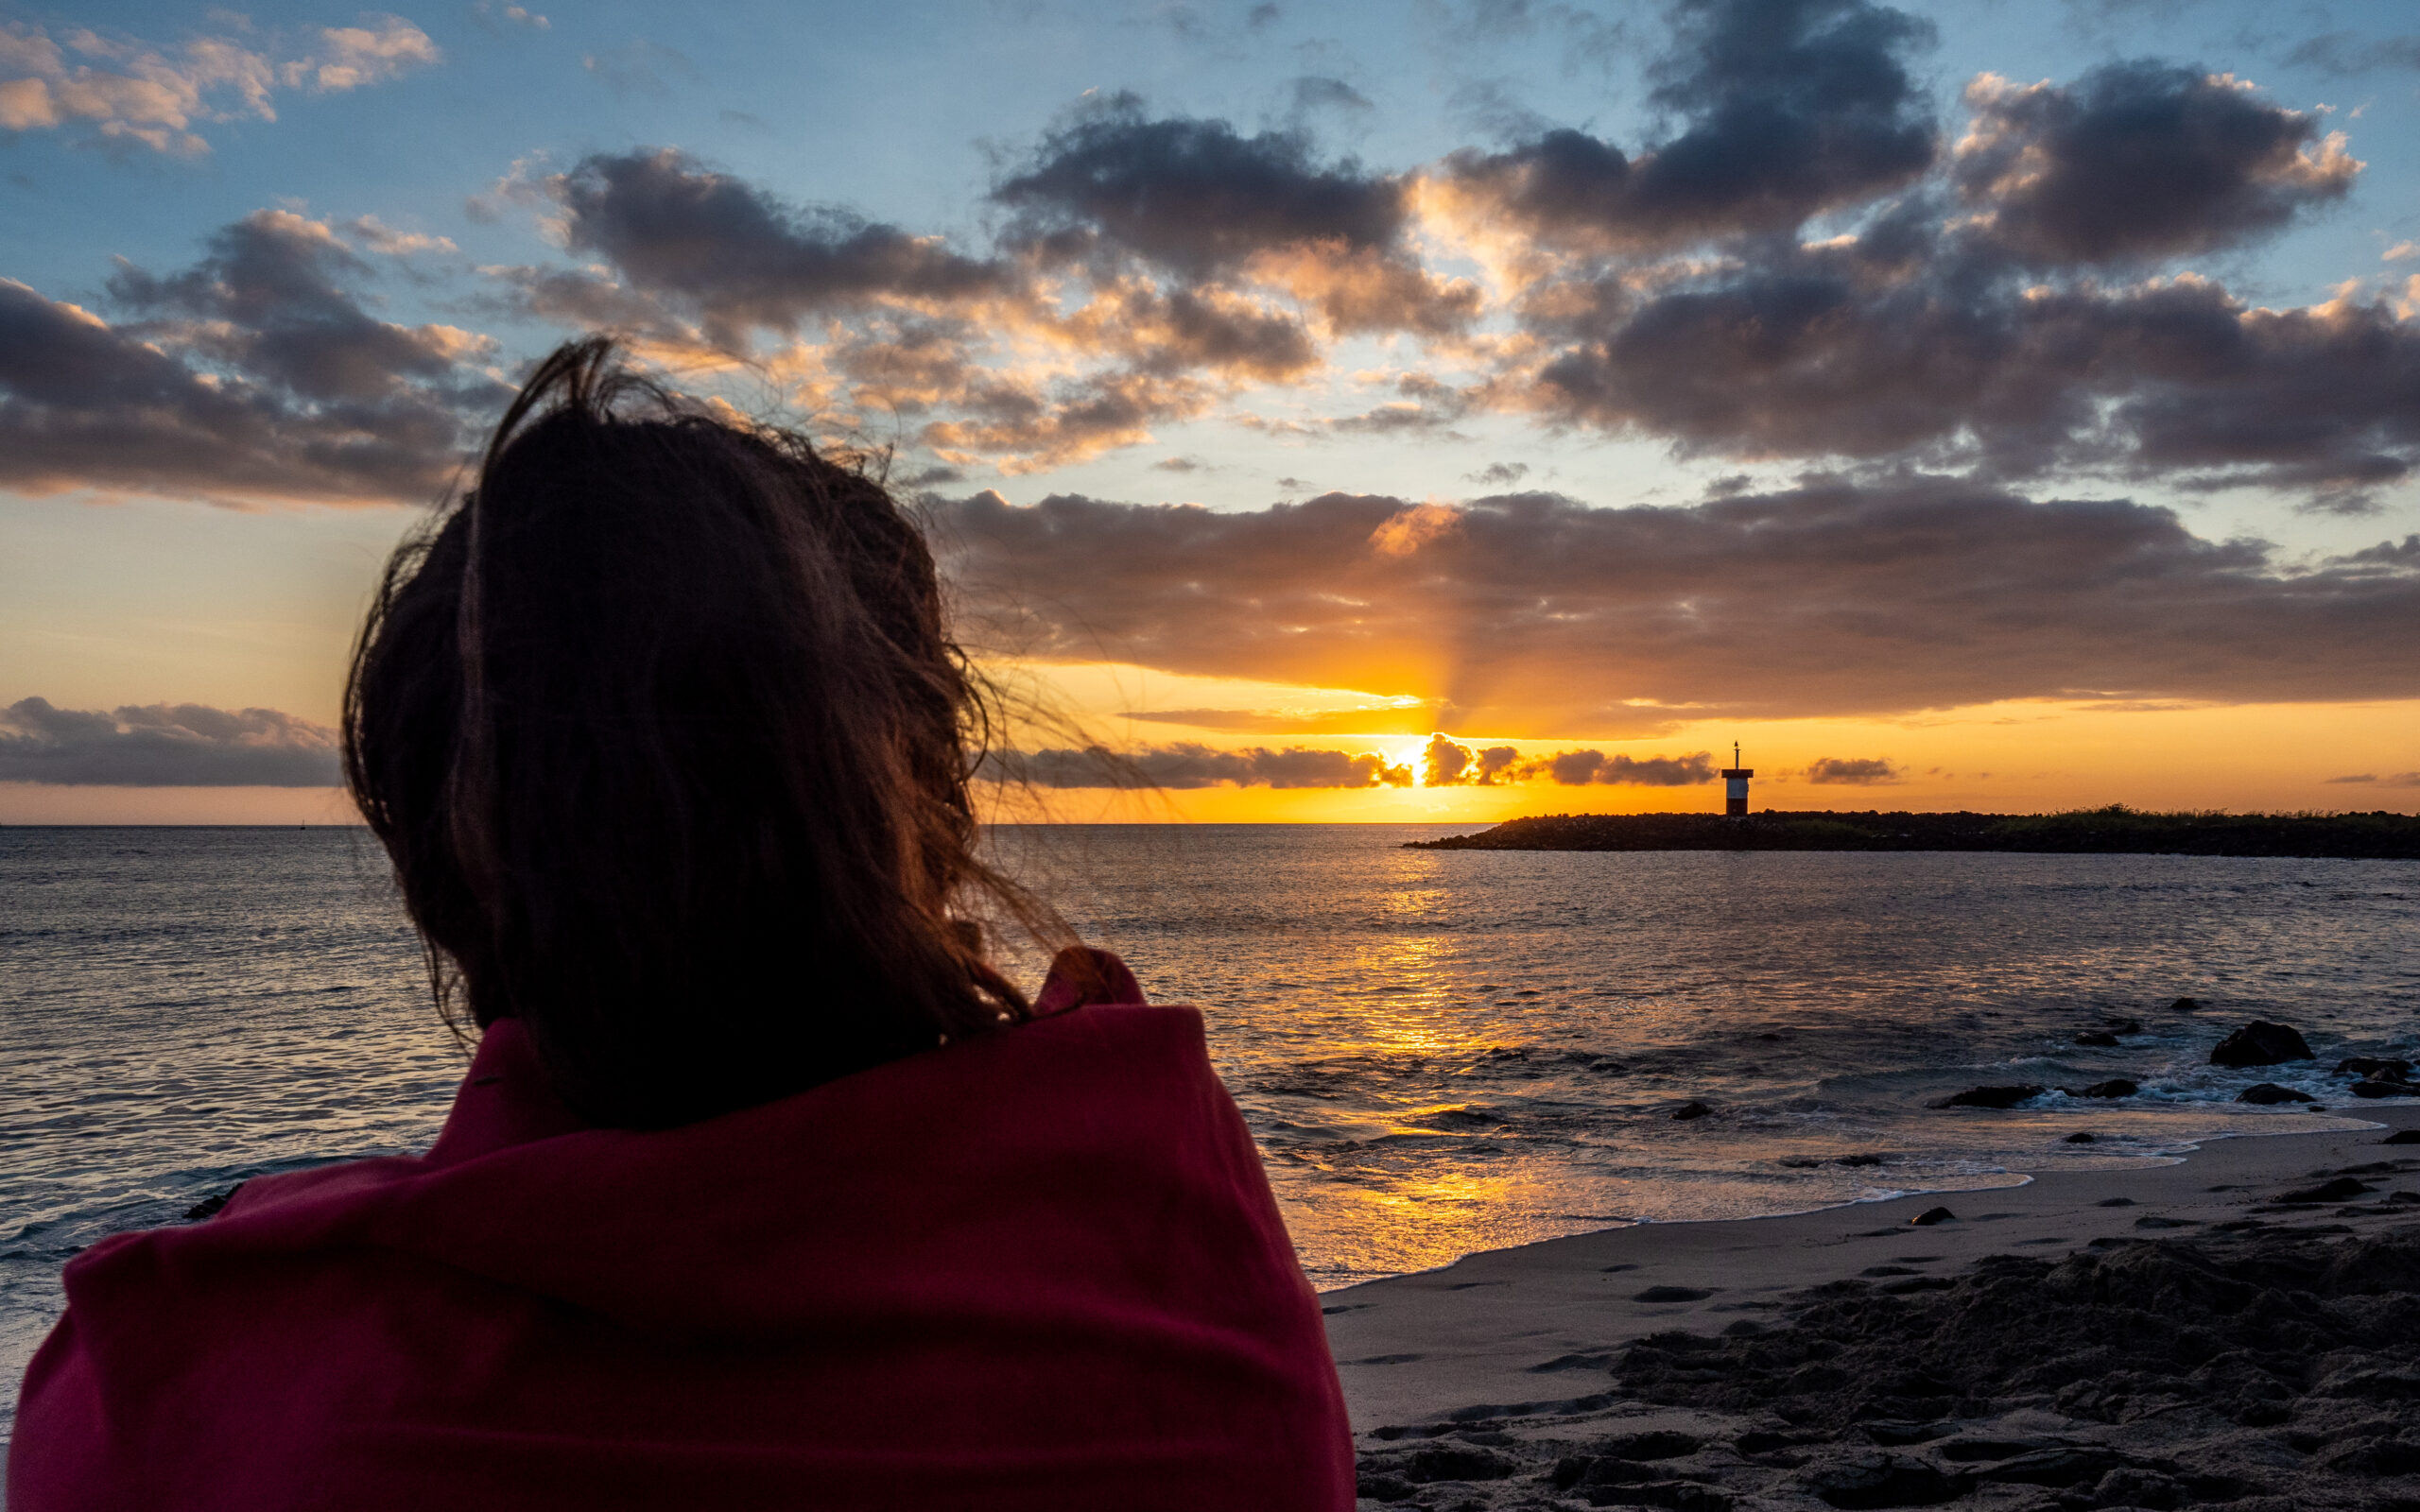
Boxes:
[1720,741,1753,817]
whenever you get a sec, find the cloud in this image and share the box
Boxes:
[19,0,2413,504]
[2325,771,2420,787]
[0,697,340,785]
[0,210,503,504]
[346,214,455,255]
[1467,461,1530,487]
[2283,32,2420,77]
[990,741,1412,788]
[579,39,699,97]
[1955,62,2357,265]
[1441,12,2395,505]
[0,15,436,154]
[1520,216,2420,500]
[1805,755,1901,783]
[1538,748,1718,784]
[1368,500,1462,555]
[543,148,1010,346]
[1432,0,1938,252]
[1288,76,1373,116]
[1122,704,1443,736]
[473,2,550,30]
[994,94,1407,276]
[1418,732,1715,784]
[934,476,2420,731]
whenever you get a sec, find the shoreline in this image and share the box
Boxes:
[1327,1103,2420,1507]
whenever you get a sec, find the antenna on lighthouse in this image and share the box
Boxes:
[1720,741,1754,818]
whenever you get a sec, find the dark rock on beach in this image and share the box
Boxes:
[2338,1057,2413,1079]
[1599,1224,2420,1511]
[1353,1222,2420,1511]
[1796,1453,1963,1507]
[1908,1207,1957,1227]
[1357,1440,1519,1494]
[2209,1021,2314,1068]
[1927,1085,2043,1109]
[2387,1130,2420,1145]
[2236,1083,2316,1105]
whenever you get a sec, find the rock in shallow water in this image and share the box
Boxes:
[1671,1101,1712,1121]
[2237,1082,2316,1105]
[2077,1078,2138,1099]
[2353,1078,2420,1098]
[1927,1085,2043,1109]
[2337,1057,2413,1079]
[2209,1020,2314,1068]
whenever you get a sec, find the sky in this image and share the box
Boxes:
[2,0,2417,822]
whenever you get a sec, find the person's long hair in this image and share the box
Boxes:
[345,339,1060,1128]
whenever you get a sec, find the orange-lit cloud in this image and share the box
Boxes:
[938,481,2420,734]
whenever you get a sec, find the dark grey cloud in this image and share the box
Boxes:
[1456,12,2386,502]
[990,741,1411,789]
[1545,749,1719,784]
[1806,755,1901,783]
[1416,733,1715,786]
[2342,536,2420,570]
[109,211,467,404]
[992,94,1408,276]
[546,148,1010,346]
[0,697,341,785]
[1524,215,2420,499]
[936,478,2420,731]
[1955,60,2357,266]
[1440,0,1937,249]
[0,211,502,504]
[2283,32,2420,77]
[2325,771,2420,787]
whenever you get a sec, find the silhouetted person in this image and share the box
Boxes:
[11,341,1353,1511]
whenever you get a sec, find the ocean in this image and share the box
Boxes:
[6,824,2419,1450]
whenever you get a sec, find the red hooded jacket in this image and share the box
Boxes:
[10,954,1353,1510]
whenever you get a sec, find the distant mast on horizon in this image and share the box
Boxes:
[1720,742,1754,818]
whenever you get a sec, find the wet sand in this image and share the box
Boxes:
[1326,1103,2420,1509]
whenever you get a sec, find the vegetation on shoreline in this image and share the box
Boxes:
[1406,805,2420,858]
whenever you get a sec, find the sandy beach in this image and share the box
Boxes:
[1329,1103,2420,1509]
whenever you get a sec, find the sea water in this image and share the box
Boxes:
[6,824,2418,1449]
